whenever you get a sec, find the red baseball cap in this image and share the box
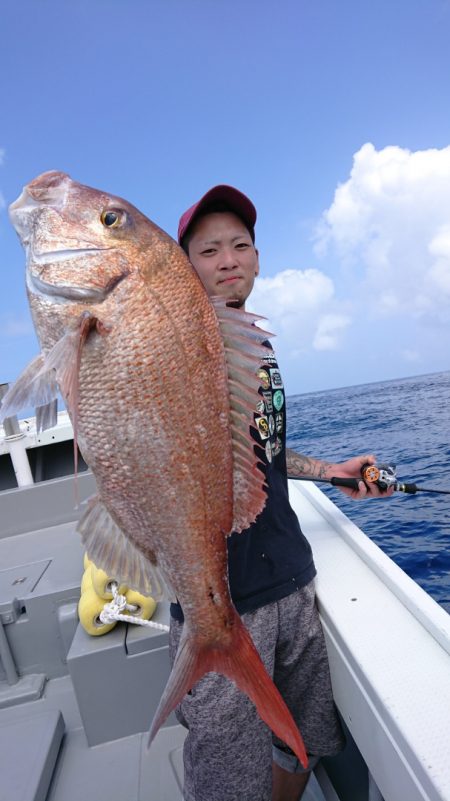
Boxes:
[178,184,257,245]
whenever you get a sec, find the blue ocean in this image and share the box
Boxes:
[287,370,450,614]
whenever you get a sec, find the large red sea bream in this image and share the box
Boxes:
[1,171,307,767]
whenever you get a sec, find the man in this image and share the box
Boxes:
[170,185,388,801]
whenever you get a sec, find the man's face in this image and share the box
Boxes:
[187,211,259,307]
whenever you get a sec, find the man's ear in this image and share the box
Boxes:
[255,248,260,276]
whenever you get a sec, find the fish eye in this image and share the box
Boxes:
[100,209,125,228]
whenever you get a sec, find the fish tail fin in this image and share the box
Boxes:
[148,614,308,769]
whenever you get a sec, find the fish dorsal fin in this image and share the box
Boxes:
[212,297,272,533]
[78,496,175,601]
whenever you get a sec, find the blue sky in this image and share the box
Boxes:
[1,0,450,394]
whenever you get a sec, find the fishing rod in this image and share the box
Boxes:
[288,463,450,495]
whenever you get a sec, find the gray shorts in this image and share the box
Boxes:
[169,581,344,801]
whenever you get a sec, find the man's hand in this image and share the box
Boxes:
[285,449,394,501]
[323,454,394,500]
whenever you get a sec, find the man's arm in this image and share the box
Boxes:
[285,450,335,480]
[285,449,393,500]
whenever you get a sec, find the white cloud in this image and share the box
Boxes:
[243,143,449,391]
[315,142,450,323]
[428,224,450,293]
[248,268,351,354]
[313,313,351,351]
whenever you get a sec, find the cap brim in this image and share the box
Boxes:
[178,185,256,244]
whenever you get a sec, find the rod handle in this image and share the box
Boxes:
[329,477,361,490]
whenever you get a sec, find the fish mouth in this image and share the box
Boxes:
[9,176,71,243]
[28,264,128,303]
[32,247,112,265]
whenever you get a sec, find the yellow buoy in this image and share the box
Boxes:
[91,565,128,600]
[123,589,156,621]
[78,588,116,636]
[80,567,94,595]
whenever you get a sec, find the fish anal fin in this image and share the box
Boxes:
[148,612,308,769]
[78,496,174,600]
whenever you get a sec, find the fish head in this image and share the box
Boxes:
[9,170,179,326]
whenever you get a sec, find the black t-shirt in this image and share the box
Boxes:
[170,345,316,622]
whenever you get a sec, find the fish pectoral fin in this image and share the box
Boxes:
[36,399,58,432]
[41,313,105,472]
[0,315,90,434]
[41,315,97,405]
[0,354,59,432]
[78,497,174,601]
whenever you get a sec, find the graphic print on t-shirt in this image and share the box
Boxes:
[254,348,285,463]
[257,368,271,390]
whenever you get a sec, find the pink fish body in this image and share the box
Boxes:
[3,171,308,767]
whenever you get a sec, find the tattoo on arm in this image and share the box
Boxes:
[285,448,334,479]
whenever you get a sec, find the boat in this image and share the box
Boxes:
[1,402,450,801]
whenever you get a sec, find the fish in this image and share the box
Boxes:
[2,170,308,767]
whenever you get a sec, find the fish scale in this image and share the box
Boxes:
[78,289,233,584]
[3,170,308,768]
